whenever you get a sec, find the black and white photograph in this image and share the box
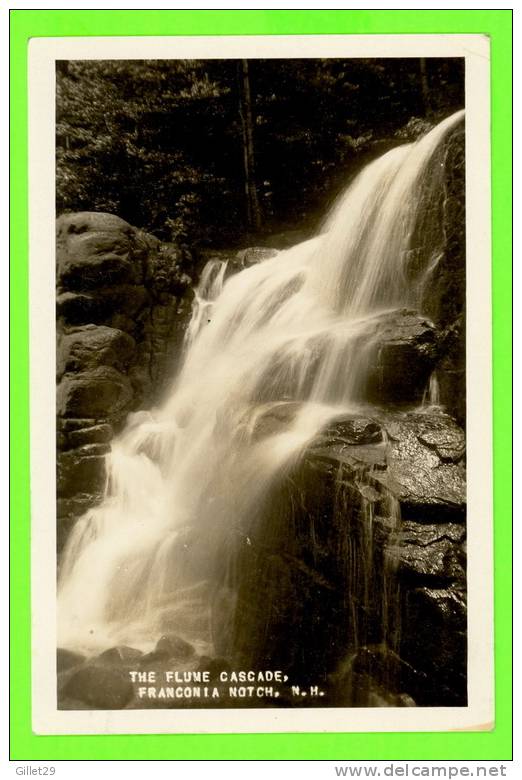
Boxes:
[27,34,493,733]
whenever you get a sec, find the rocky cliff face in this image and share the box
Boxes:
[56,129,466,709]
[210,127,467,707]
[212,403,466,707]
[56,212,193,551]
[421,123,466,425]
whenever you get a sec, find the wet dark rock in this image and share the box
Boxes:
[312,439,387,472]
[365,309,439,405]
[436,316,466,425]
[138,651,168,667]
[57,697,95,710]
[57,447,108,498]
[311,410,466,538]
[55,167,466,708]
[206,246,279,278]
[250,401,303,441]
[57,648,86,672]
[400,586,467,706]
[96,646,144,666]
[197,656,232,681]
[57,493,103,552]
[332,645,419,707]
[325,415,382,445]
[320,416,383,446]
[393,520,465,546]
[57,493,103,520]
[66,423,113,449]
[59,417,99,431]
[61,664,134,709]
[417,422,465,462]
[138,653,200,678]
[375,411,466,522]
[222,407,466,706]
[310,416,386,472]
[421,125,465,423]
[155,634,195,660]
[235,246,279,268]
[65,442,110,458]
[218,541,340,676]
[385,526,465,584]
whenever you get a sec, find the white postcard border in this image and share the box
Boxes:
[28,33,493,735]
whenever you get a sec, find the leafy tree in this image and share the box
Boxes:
[56,57,464,249]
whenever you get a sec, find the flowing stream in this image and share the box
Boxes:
[58,110,464,659]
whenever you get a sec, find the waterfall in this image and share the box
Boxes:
[422,371,442,409]
[57,110,464,661]
[183,259,228,352]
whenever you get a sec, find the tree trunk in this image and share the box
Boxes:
[419,58,431,117]
[239,60,261,232]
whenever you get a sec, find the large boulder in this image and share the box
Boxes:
[57,366,134,419]
[374,412,466,522]
[57,212,144,290]
[155,634,195,661]
[95,646,144,666]
[437,315,466,426]
[384,521,465,584]
[57,648,86,673]
[57,285,150,326]
[61,664,134,710]
[364,309,439,406]
[401,585,467,706]
[57,444,109,497]
[213,408,466,707]
[56,212,194,549]
[422,124,466,423]
[66,423,113,449]
[57,325,136,379]
[197,246,279,279]
[235,246,279,268]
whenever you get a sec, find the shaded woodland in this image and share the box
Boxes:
[56,58,464,248]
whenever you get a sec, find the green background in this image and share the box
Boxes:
[10,9,512,761]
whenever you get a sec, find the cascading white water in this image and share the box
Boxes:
[58,110,464,655]
[183,258,229,351]
[422,371,441,409]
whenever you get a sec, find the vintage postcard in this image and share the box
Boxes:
[28,33,493,734]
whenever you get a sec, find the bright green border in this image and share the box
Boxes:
[10,9,512,761]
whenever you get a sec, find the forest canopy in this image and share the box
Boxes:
[56,57,464,249]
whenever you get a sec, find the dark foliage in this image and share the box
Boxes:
[56,58,464,247]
